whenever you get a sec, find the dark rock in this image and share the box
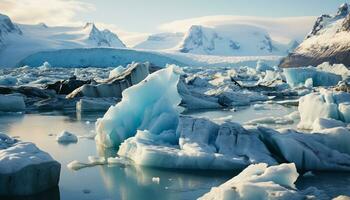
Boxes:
[45,76,93,95]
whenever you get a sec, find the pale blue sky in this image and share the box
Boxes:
[79,0,348,32]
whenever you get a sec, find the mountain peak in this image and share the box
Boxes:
[336,3,348,18]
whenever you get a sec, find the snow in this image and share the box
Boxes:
[134,32,184,50]
[178,24,288,56]
[0,18,125,67]
[199,163,326,200]
[0,94,25,112]
[298,90,350,129]
[95,65,182,147]
[56,131,78,143]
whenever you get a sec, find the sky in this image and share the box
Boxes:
[0,0,347,46]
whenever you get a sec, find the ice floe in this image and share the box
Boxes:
[56,131,78,143]
[199,163,327,200]
[0,133,60,195]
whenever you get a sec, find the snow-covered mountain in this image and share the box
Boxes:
[0,13,125,67]
[0,14,22,46]
[134,32,184,50]
[177,24,295,56]
[280,3,350,68]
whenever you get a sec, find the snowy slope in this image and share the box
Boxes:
[134,24,297,56]
[0,13,125,67]
[280,3,350,68]
[0,13,22,46]
[134,32,184,50]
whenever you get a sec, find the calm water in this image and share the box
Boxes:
[1,105,350,200]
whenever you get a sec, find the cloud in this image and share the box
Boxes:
[0,0,94,26]
[158,15,317,43]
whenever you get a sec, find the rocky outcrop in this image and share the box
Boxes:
[280,4,350,68]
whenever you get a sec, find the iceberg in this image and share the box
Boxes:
[199,163,327,200]
[109,66,125,78]
[284,65,343,87]
[0,134,60,195]
[95,65,182,147]
[67,62,150,98]
[56,131,78,143]
[298,89,350,129]
[96,65,350,171]
[117,117,277,170]
[0,94,25,112]
[259,127,350,171]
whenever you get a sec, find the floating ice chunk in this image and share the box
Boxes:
[76,98,118,112]
[0,75,17,86]
[152,177,160,184]
[245,116,294,126]
[304,78,313,88]
[67,160,90,170]
[259,127,350,171]
[312,118,345,132]
[78,133,96,140]
[316,62,350,79]
[0,135,60,195]
[303,171,314,177]
[107,156,130,165]
[88,156,106,165]
[67,156,106,170]
[0,94,25,112]
[56,131,78,143]
[109,66,125,78]
[67,62,149,98]
[256,60,274,72]
[284,66,342,87]
[199,163,326,200]
[118,117,277,170]
[95,65,182,147]
[298,90,350,129]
